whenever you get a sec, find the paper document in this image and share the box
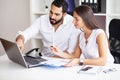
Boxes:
[40,56,70,67]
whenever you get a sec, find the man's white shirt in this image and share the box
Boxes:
[18,14,81,56]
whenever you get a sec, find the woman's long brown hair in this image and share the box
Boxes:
[74,5,100,30]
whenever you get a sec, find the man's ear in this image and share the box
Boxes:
[63,12,67,17]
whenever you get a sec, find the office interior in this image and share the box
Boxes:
[0,0,120,80]
[0,0,120,57]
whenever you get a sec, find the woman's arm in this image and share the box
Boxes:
[50,43,81,59]
[83,32,108,66]
[65,32,108,67]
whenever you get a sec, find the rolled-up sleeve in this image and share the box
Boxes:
[16,18,41,43]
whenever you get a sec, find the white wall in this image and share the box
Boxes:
[0,0,30,55]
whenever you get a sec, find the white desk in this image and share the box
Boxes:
[0,54,120,80]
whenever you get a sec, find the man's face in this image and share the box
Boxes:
[49,5,64,25]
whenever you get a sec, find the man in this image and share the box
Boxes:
[16,0,80,57]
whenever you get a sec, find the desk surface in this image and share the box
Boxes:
[0,54,120,80]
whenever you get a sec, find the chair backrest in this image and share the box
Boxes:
[109,19,120,63]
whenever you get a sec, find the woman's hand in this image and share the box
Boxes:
[50,45,62,56]
[50,45,74,59]
[64,58,80,67]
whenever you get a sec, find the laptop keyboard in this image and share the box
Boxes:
[24,56,43,65]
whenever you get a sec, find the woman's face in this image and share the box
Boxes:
[73,11,84,29]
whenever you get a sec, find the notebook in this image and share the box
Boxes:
[0,38,47,68]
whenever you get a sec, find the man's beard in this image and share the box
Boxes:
[49,16,63,25]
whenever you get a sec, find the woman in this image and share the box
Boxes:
[50,5,114,66]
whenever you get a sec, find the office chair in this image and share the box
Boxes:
[109,19,120,64]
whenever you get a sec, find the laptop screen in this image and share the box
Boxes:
[0,38,28,67]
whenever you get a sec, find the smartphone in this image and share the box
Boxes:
[80,66,93,71]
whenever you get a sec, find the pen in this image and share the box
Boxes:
[103,68,117,74]
[77,69,81,74]
[77,65,86,74]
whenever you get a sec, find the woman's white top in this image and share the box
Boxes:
[79,29,114,64]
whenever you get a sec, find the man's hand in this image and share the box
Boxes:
[16,35,24,51]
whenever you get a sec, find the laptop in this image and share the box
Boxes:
[0,38,47,68]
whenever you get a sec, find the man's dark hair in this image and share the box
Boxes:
[51,0,68,13]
